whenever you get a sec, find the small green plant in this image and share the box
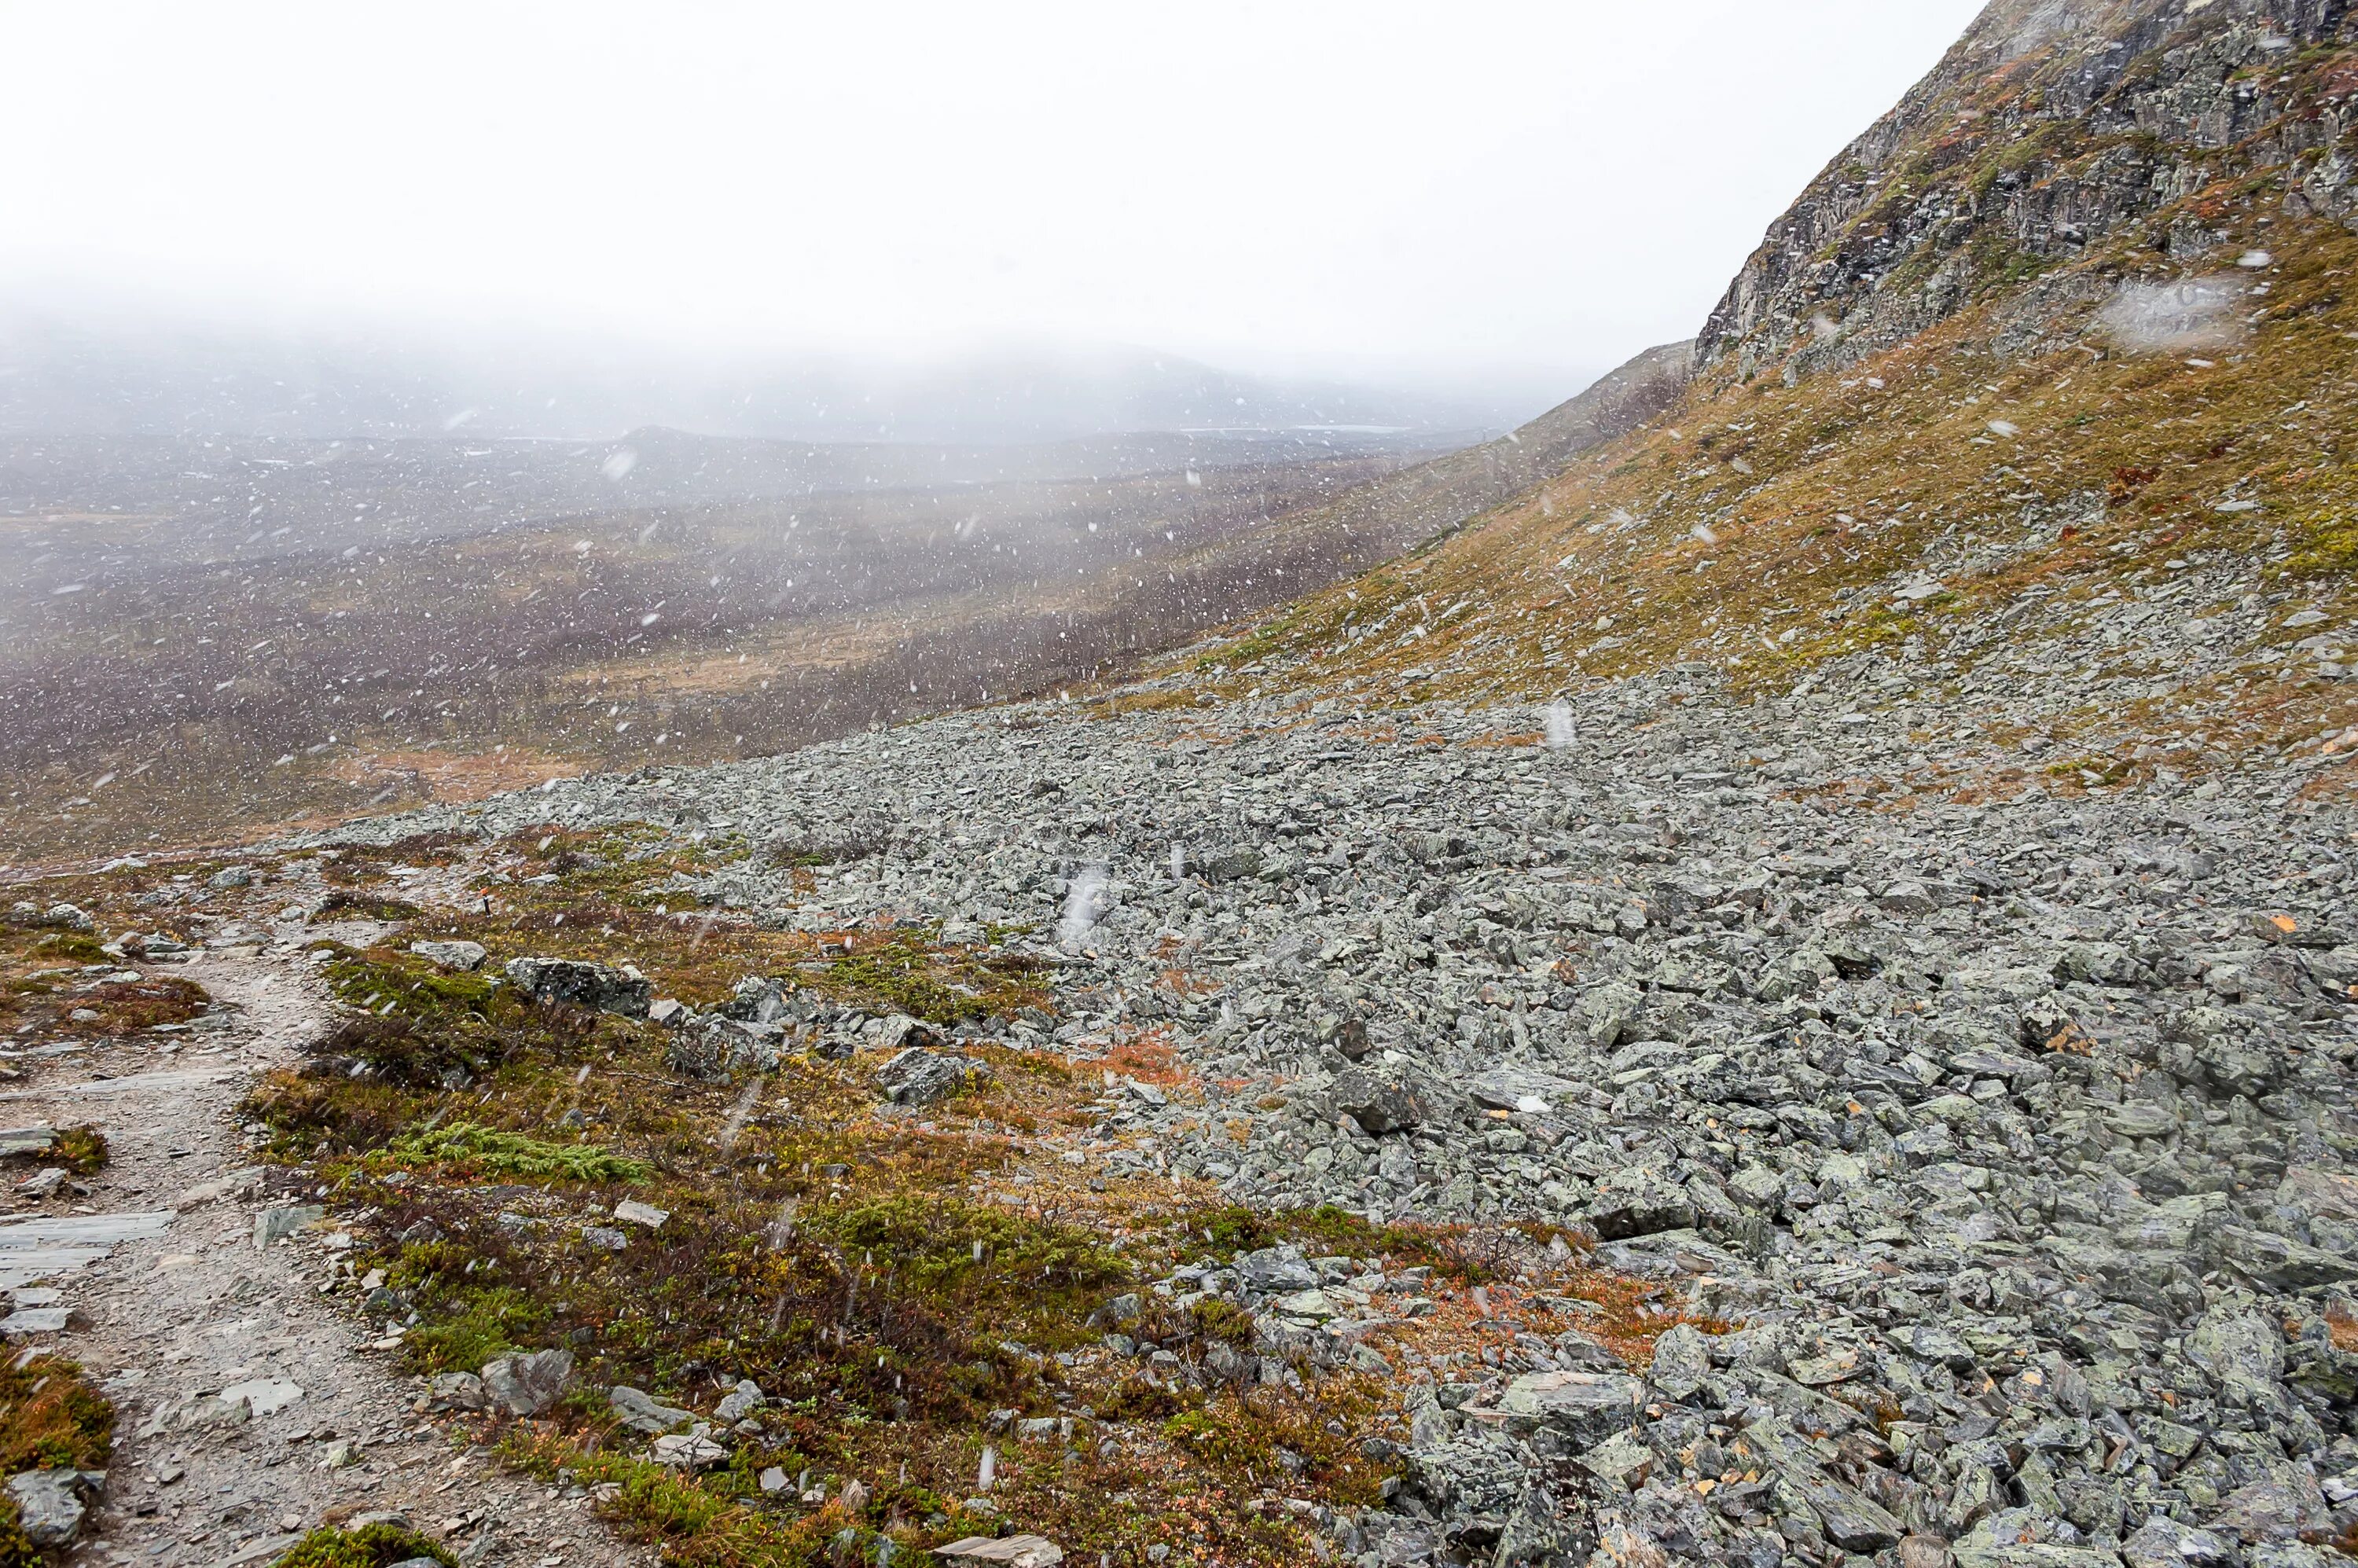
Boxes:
[53,1126,107,1177]
[386,1121,651,1182]
[277,1522,457,1567]
[402,1285,547,1373]
[0,1507,42,1568]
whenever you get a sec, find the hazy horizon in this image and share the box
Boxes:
[3,1,1986,437]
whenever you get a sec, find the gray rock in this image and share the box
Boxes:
[2209,1467,2331,1544]
[503,957,652,1017]
[410,939,487,971]
[3,1469,93,1547]
[1648,1323,1710,1401]
[254,1204,324,1250]
[1952,1544,2123,1568]
[1579,982,1644,1048]
[608,1385,693,1434]
[2123,1517,2236,1568]
[714,1379,766,1423]
[1234,1246,1318,1295]
[479,1349,573,1417]
[1587,1166,1697,1239]
[876,1047,987,1106]
[428,1372,487,1411]
[1330,1070,1424,1135]
[2220,1226,2358,1291]
[2184,1303,2286,1396]
[1484,1371,1644,1446]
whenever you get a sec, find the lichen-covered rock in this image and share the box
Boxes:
[608,1385,692,1434]
[875,1047,986,1105]
[502,957,652,1017]
[479,1349,572,1417]
[3,1469,94,1547]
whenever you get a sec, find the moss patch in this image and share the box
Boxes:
[0,1353,111,1474]
[277,1522,458,1568]
[385,1121,651,1183]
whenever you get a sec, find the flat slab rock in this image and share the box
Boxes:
[1471,1371,1645,1445]
[934,1536,1065,1568]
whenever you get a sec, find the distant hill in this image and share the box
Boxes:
[0,314,1521,444]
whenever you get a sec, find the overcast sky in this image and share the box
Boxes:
[2,2,1984,399]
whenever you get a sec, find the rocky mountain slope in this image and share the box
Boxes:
[1201,0,2356,794]
[288,654,2357,1568]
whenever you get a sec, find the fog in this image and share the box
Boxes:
[1,1,1986,862]
[3,1,1984,423]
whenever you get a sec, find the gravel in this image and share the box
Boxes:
[317,652,2358,1565]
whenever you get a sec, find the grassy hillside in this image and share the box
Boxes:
[1159,2,2358,799]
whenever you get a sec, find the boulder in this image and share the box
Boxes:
[1648,1323,1710,1401]
[1234,1245,1318,1295]
[1331,1070,1425,1135]
[2123,1517,2237,1568]
[4,1469,94,1547]
[1482,1371,1644,1445]
[1588,1166,1698,1239]
[2209,1466,2332,1544]
[608,1385,693,1434]
[503,957,652,1017]
[480,1349,573,1417]
[411,939,488,971]
[876,1047,988,1106]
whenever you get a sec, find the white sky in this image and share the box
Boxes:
[2,1,1985,395]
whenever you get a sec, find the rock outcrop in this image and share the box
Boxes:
[1700,0,2358,384]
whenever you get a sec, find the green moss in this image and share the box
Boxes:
[322,949,500,1023]
[1159,1389,1393,1509]
[1188,1297,1259,1346]
[402,1285,547,1373]
[0,1353,111,1473]
[0,1507,40,1568]
[821,1196,1129,1313]
[276,1522,458,1567]
[1209,609,1306,670]
[385,1120,650,1182]
[1187,1203,1434,1265]
[808,936,1047,1026]
[28,933,107,964]
[2285,504,2358,578]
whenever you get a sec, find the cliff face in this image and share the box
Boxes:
[1699,0,2358,382]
